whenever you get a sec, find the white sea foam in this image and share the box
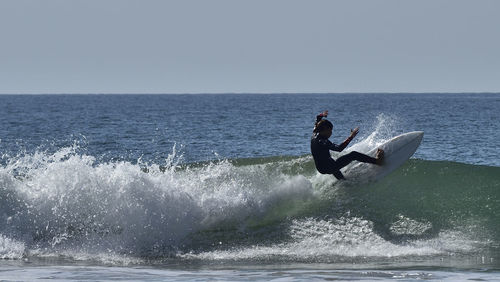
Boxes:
[0,235,25,259]
[188,217,477,261]
[0,144,316,261]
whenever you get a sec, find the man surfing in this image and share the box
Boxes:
[311,110,384,180]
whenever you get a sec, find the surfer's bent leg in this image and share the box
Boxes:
[321,165,346,180]
[336,151,377,169]
[332,169,345,180]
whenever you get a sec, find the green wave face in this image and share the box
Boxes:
[185,157,500,261]
[231,156,500,229]
[332,160,500,240]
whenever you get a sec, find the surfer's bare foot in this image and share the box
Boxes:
[376,148,384,165]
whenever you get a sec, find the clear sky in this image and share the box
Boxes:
[1,0,499,94]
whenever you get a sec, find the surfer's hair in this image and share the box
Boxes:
[314,119,333,133]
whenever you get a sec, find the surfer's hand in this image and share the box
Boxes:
[350,127,359,139]
[319,110,328,117]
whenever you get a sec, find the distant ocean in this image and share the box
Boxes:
[1,93,499,280]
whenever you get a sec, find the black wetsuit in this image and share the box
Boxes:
[311,119,377,180]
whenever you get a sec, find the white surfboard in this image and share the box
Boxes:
[341,131,424,182]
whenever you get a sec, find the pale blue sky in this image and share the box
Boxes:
[1,0,499,93]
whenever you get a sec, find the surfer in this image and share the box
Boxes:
[311,110,384,180]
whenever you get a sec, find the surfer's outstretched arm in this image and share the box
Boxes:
[336,127,359,152]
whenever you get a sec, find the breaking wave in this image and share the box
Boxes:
[0,141,499,264]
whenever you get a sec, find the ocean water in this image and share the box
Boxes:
[0,93,499,280]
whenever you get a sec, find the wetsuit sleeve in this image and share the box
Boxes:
[335,140,349,152]
[317,138,343,152]
[315,114,324,124]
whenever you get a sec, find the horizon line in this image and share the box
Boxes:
[1,92,500,95]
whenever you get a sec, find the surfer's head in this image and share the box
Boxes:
[314,119,333,137]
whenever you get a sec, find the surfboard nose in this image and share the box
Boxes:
[410,131,424,143]
[392,131,424,146]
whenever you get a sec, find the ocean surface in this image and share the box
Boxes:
[0,93,499,281]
